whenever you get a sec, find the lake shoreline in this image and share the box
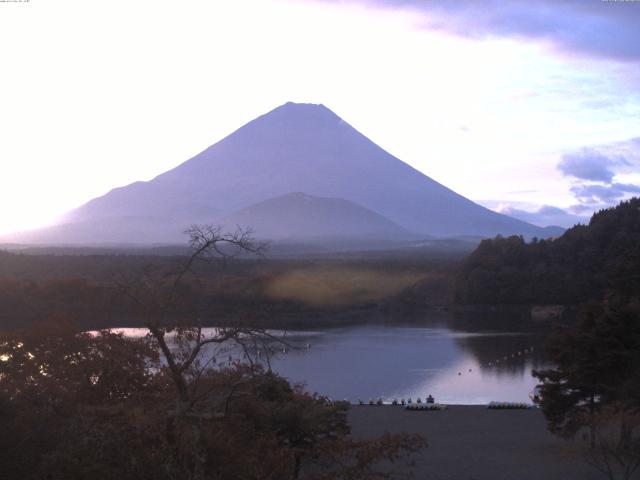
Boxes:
[348,404,599,480]
[87,303,570,333]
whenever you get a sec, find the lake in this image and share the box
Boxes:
[267,320,548,404]
[121,310,550,405]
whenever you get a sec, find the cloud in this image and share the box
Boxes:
[316,0,640,62]
[569,203,597,215]
[557,148,626,183]
[570,183,640,205]
[496,203,588,228]
[559,139,640,210]
[498,136,640,221]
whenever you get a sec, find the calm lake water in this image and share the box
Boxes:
[120,310,550,405]
[268,322,547,405]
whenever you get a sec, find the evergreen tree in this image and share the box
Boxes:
[533,303,640,445]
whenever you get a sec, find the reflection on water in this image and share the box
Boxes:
[118,310,551,404]
[267,320,547,404]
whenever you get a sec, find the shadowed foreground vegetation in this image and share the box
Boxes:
[0,320,424,480]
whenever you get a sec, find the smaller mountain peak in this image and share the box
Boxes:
[282,192,315,202]
[261,192,318,203]
[284,191,312,197]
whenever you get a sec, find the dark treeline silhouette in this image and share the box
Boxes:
[0,249,457,331]
[454,198,640,306]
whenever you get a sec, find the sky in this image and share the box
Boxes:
[0,0,639,234]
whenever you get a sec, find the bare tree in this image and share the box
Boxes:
[115,225,284,479]
[108,224,425,480]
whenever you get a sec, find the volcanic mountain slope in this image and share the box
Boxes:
[6,102,552,245]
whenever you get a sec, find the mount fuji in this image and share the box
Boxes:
[5,102,555,246]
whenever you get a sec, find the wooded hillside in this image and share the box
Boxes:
[454,198,640,306]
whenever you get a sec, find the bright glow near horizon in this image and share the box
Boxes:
[0,0,639,234]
